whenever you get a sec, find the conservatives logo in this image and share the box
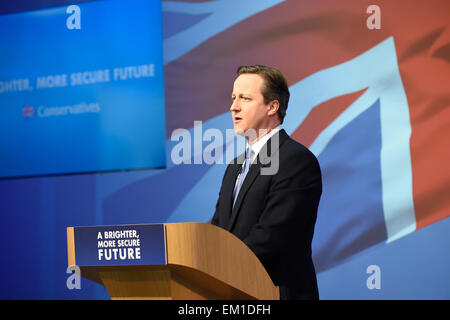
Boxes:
[21,102,100,118]
[22,104,35,117]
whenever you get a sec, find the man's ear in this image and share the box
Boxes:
[267,100,279,116]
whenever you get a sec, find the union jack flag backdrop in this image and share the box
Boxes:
[138,0,449,273]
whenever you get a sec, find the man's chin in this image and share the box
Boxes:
[234,126,245,136]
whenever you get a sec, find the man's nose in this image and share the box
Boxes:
[230,99,240,112]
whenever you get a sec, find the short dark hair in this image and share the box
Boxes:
[237,65,290,124]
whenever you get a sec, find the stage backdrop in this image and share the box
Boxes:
[0,0,449,299]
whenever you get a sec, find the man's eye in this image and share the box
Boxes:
[243,97,250,101]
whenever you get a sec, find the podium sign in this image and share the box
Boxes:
[67,222,280,299]
[72,224,166,266]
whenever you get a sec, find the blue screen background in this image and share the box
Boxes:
[0,0,166,178]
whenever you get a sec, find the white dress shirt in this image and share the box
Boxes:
[246,125,281,164]
[234,126,282,191]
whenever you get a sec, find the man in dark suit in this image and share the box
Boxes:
[211,65,322,300]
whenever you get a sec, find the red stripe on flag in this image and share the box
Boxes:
[401,27,450,229]
[290,90,366,148]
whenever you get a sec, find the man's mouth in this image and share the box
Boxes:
[234,116,242,122]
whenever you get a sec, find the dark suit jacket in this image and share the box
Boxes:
[211,129,322,300]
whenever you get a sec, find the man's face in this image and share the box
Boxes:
[230,73,271,137]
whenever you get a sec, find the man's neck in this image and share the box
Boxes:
[246,124,280,146]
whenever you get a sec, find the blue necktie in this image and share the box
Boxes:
[233,148,253,208]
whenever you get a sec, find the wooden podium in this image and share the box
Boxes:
[67,222,279,300]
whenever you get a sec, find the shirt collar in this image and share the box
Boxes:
[246,125,281,163]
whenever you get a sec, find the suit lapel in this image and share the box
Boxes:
[221,153,245,224]
[226,129,289,231]
[227,161,261,231]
